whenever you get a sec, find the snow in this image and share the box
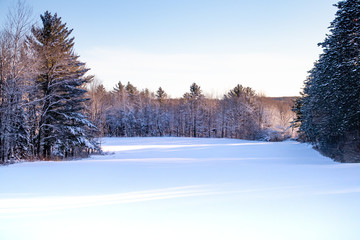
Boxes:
[1,137,360,240]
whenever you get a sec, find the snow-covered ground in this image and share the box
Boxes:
[1,137,360,240]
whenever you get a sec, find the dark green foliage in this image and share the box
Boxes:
[295,0,360,162]
[26,11,98,158]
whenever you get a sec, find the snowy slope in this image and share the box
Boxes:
[0,137,360,240]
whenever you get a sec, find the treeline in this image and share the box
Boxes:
[0,1,296,164]
[0,3,98,163]
[293,0,360,163]
[86,80,295,141]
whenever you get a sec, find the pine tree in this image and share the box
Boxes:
[182,83,204,137]
[296,0,360,162]
[156,87,167,103]
[222,84,260,139]
[27,11,98,158]
[155,87,169,136]
[125,81,139,101]
[113,81,125,94]
[107,81,127,136]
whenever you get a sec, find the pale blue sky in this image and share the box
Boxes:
[0,0,338,97]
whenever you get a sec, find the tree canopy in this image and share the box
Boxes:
[294,0,360,162]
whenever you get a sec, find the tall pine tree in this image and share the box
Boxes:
[27,11,98,158]
[295,0,360,162]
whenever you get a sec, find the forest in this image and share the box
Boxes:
[86,80,295,140]
[0,1,295,163]
[0,3,98,162]
[2,0,360,163]
[294,0,360,163]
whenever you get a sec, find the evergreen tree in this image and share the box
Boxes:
[27,11,98,158]
[295,0,360,162]
[183,83,204,137]
[125,81,139,101]
[155,87,169,136]
[156,87,167,103]
[113,81,125,94]
[222,84,261,139]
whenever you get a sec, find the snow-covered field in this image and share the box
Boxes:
[1,137,360,240]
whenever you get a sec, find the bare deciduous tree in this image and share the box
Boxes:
[0,0,33,162]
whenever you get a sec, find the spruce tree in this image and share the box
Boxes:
[27,11,98,158]
[296,0,360,162]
